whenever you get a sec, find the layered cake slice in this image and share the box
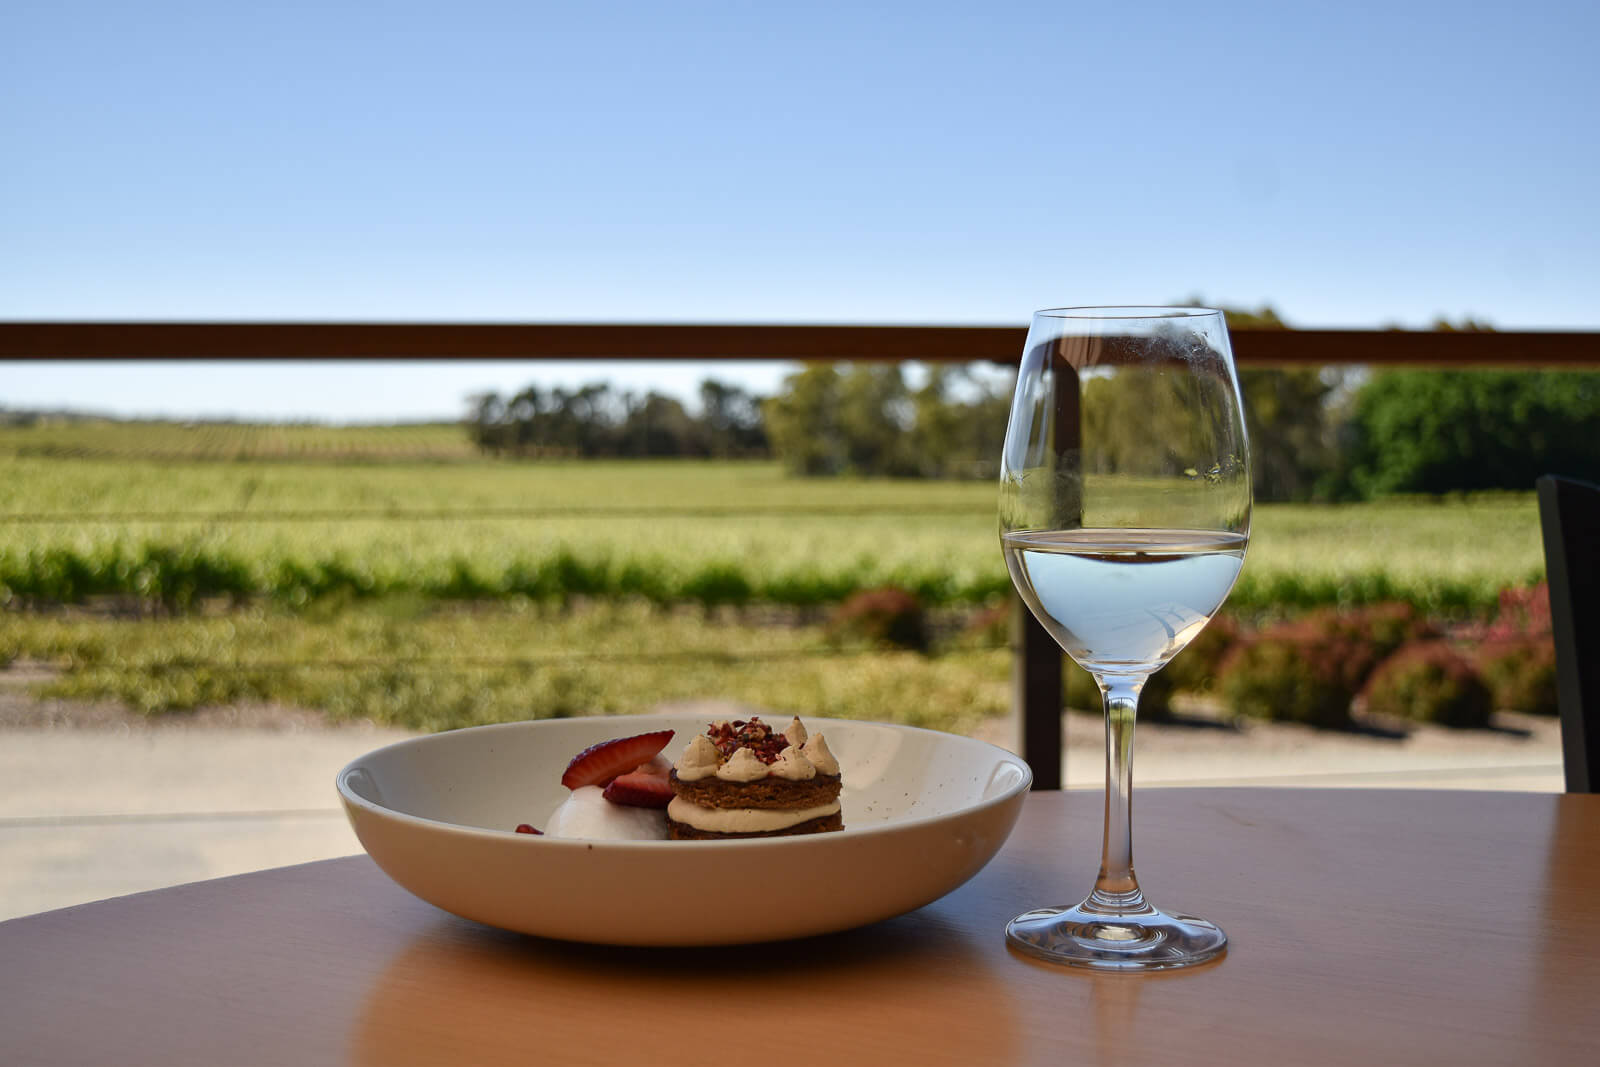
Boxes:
[667,716,843,839]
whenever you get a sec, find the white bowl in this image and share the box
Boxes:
[336,714,1031,946]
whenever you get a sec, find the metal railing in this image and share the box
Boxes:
[5,321,1599,787]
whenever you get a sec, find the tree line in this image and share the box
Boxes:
[465,308,1600,500]
[465,380,767,459]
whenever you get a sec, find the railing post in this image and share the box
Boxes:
[1011,334,1075,793]
[1014,592,1062,790]
[1538,474,1599,794]
[1007,336,1076,792]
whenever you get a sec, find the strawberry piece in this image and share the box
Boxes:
[514,824,542,835]
[560,729,674,790]
[602,762,674,809]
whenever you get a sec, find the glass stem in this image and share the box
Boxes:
[1090,675,1148,914]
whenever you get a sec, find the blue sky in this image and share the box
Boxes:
[3,0,1595,420]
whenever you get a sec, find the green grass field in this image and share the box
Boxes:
[0,420,1549,730]
[0,452,1544,614]
[0,601,1011,734]
[0,418,473,462]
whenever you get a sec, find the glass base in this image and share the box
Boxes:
[1006,898,1227,971]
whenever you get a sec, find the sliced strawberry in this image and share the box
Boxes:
[560,729,674,790]
[514,823,543,835]
[602,762,674,809]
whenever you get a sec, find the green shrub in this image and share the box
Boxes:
[1301,601,1438,658]
[680,563,754,608]
[1339,370,1600,497]
[960,602,1175,717]
[1358,601,1438,650]
[1218,619,1387,728]
[1475,636,1559,716]
[502,557,562,601]
[1225,568,1497,616]
[1063,660,1100,711]
[759,567,869,607]
[547,550,613,601]
[1163,614,1242,695]
[963,602,1010,648]
[827,587,930,652]
[613,560,673,604]
[429,558,495,600]
[1217,603,1431,728]
[1362,641,1493,728]
[271,557,383,606]
[1063,660,1176,720]
[1140,668,1177,719]
[177,546,253,604]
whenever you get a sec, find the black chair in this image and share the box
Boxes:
[1536,474,1600,793]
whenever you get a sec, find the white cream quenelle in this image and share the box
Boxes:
[544,786,669,841]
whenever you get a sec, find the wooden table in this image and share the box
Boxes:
[3,789,1597,1066]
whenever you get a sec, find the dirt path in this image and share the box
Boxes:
[972,703,1564,791]
[2,655,1565,789]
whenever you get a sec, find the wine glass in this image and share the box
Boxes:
[999,306,1250,971]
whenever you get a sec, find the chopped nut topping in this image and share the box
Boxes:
[706,716,791,764]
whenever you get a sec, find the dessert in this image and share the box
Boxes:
[667,716,843,840]
[534,729,675,841]
[519,719,844,842]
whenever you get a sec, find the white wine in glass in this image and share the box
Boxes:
[999,307,1250,971]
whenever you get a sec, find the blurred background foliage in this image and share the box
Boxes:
[1,306,1587,734]
[453,304,1600,504]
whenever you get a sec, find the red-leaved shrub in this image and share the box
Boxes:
[1483,583,1552,641]
[1475,635,1559,716]
[1218,602,1443,729]
[1302,601,1440,657]
[1219,619,1377,728]
[1363,641,1493,728]
[827,587,930,653]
